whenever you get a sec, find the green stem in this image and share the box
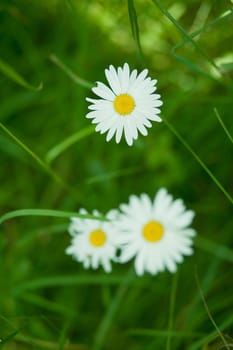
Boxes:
[214,108,233,144]
[49,54,93,89]
[0,121,80,201]
[152,0,220,73]
[166,273,178,350]
[46,125,95,164]
[163,119,233,205]
[127,0,144,63]
[195,270,231,350]
[91,268,135,350]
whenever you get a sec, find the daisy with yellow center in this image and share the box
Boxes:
[116,188,196,276]
[86,63,163,146]
[66,209,119,273]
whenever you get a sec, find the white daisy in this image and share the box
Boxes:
[86,63,163,146]
[66,209,119,273]
[116,188,196,276]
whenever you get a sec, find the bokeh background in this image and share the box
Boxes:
[0,0,233,349]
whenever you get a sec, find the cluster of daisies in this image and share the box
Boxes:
[66,64,196,276]
[66,188,196,276]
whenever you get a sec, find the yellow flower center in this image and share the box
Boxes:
[143,221,164,242]
[89,229,107,247]
[114,94,135,115]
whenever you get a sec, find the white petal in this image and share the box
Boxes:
[137,68,149,81]
[176,210,195,227]
[119,63,130,92]
[106,124,118,142]
[142,118,152,128]
[123,120,134,146]
[125,116,138,140]
[146,114,162,122]
[147,251,164,275]
[102,258,112,273]
[115,120,124,143]
[95,114,118,133]
[119,242,139,263]
[134,250,146,276]
[87,99,113,111]
[129,69,138,85]
[105,65,121,95]
[83,258,90,269]
[134,119,148,136]
[92,82,115,100]
[140,193,153,216]
[164,256,177,273]
[152,99,163,107]
[180,228,196,237]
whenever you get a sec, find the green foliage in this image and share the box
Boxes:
[0,0,233,349]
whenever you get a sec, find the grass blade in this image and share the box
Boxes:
[0,208,108,225]
[128,329,205,338]
[18,293,77,317]
[195,270,231,350]
[14,335,87,350]
[196,237,233,264]
[46,125,95,164]
[172,9,233,78]
[214,108,233,144]
[163,118,233,205]
[151,0,221,75]
[166,273,178,350]
[49,54,93,89]
[0,121,80,200]
[0,57,42,91]
[190,314,233,350]
[86,166,140,184]
[0,329,21,345]
[58,320,73,350]
[127,0,144,59]
[14,275,124,296]
[91,268,135,350]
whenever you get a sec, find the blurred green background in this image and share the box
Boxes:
[0,0,233,349]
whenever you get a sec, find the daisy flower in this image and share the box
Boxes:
[86,63,163,146]
[116,188,196,276]
[66,209,119,273]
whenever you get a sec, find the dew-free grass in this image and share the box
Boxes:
[0,1,233,349]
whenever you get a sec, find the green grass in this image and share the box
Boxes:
[0,0,233,349]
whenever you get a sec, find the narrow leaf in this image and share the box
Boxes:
[0,57,42,91]
[164,119,233,205]
[196,237,233,264]
[195,270,231,350]
[14,275,124,296]
[214,108,233,144]
[0,329,20,345]
[0,208,108,225]
[166,273,178,350]
[127,0,143,58]
[92,268,135,350]
[152,0,222,75]
[128,329,206,338]
[46,125,95,164]
[0,121,80,201]
[171,8,233,78]
[49,54,93,89]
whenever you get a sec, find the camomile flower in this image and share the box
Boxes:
[116,188,196,276]
[66,209,119,273]
[86,63,163,146]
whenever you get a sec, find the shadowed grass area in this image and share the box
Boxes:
[0,0,233,349]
